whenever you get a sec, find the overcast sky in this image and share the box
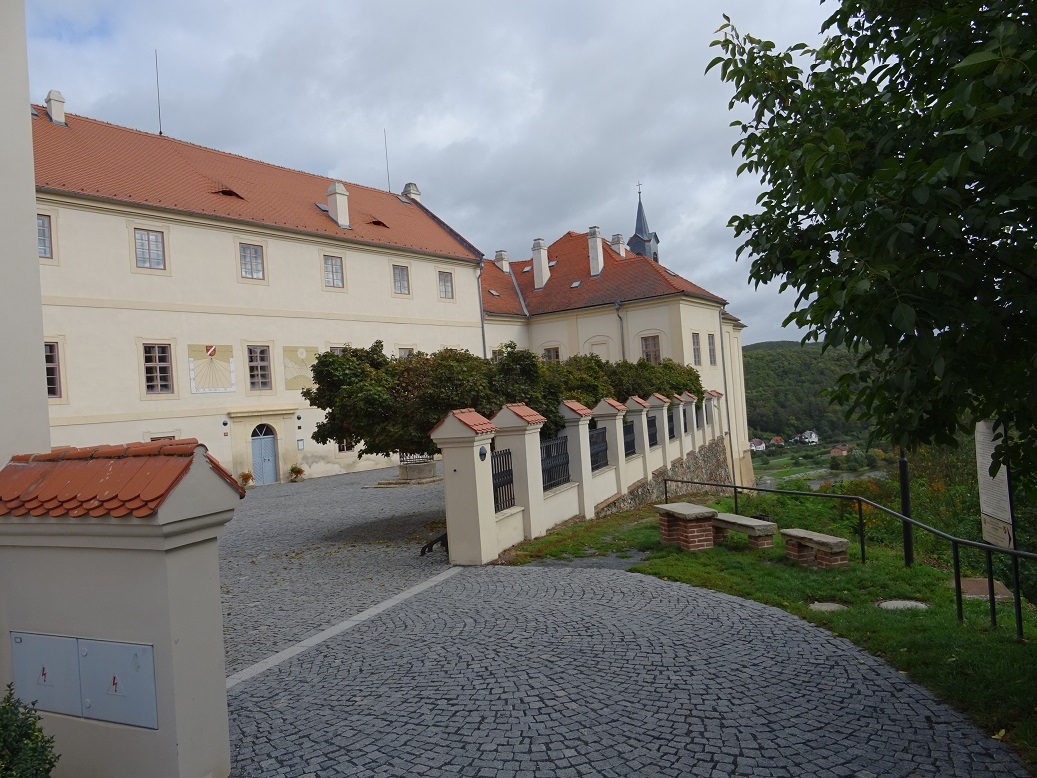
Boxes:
[25,0,833,344]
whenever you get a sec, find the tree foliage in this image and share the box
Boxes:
[709,1,1037,477]
[303,341,703,457]
[743,340,871,440]
[0,684,59,778]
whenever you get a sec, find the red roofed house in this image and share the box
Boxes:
[480,196,752,484]
[29,94,485,483]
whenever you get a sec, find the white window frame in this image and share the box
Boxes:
[708,333,717,366]
[36,208,59,265]
[692,332,702,366]
[437,269,455,301]
[137,338,179,400]
[542,346,561,363]
[134,227,167,271]
[44,337,68,404]
[323,254,345,290]
[641,335,661,365]
[246,343,274,393]
[37,214,53,259]
[236,238,270,285]
[391,263,412,297]
[397,346,416,358]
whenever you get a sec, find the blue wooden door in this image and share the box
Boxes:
[251,425,278,484]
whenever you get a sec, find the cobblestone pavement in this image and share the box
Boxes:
[224,475,1028,777]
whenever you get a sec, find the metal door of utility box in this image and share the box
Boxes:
[11,633,82,717]
[78,639,158,729]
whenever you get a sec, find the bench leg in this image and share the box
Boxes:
[817,549,849,569]
[784,539,816,566]
[747,534,774,550]
[659,513,714,551]
[713,526,729,545]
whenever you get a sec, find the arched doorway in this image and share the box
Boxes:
[251,424,278,484]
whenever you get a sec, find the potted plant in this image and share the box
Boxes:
[288,464,305,482]
[239,470,255,489]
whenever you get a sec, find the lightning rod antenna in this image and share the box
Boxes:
[155,50,164,136]
[384,129,391,192]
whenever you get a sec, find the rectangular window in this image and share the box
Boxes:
[641,335,661,365]
[323,255,343,288]
[708,333,717,366]
[392,264,410,295]
[438,270,454,299]
[240,243,265,280]
[37,215,53,258]
[134,228,166,270]
[329,346,346,356]
[692,333,702,366]
[143,343,174,394]
[542,347,560,362]
[398,347,414,358]
[44,342,61,398]
[491,349,503,363]
[247,345,272,390]
[338,441,355,453]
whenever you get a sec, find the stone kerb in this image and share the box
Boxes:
[592,398,627,504]
[625,397,651,482]
[490,403,547,541]
[430,409,498,565]
[559,400,594,519]
[0,440,242,778]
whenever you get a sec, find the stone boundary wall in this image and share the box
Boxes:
[595,436,731,518]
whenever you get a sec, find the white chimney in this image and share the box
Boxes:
[402,182,422,202]
[611,233,626,257]
[45,89,65,125]
[532,238,550,289]
[494,249,510,274]
[326,182,350,228]
[588,226,604,276]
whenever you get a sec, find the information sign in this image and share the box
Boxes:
[974,420,1015,549]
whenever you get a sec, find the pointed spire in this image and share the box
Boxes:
[627,188,660,261]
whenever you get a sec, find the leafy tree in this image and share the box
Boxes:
[709,2,1037,478]
[0,684,59,777]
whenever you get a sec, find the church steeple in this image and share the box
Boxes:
[626,187,660,262]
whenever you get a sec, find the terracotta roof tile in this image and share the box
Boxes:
[431,408,497,435]
[562,400,593,417]
[652,392,671,403]
[0,439,244,520]
[32,109,481,264]
[483,231,727,319]
[602,397,627,412]
[628,396,650,408]
[503,403,548,425]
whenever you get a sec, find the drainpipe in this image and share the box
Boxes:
[477,259,488,358]
[718,307,738,489]
[615,300,626,360]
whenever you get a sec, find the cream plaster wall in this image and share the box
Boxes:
[0,3,50,462]
[485,319,530,353]
[39,195,483,479]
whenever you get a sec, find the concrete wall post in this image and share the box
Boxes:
[490,403,547,540]
[592,398,626,499]
[559,401,594,519]
[624,397,651,482]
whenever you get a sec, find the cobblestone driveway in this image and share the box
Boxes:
[223,472,1028,777]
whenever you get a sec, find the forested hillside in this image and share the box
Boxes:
[742,341,871,441]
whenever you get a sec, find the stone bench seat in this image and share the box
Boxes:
[780,528,850,569]
[654,502,717,551]
[712,513,778,549]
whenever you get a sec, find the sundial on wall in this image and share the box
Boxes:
[188,344,236,393]
[283,346,318,390]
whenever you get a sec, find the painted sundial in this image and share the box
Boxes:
[188,344,236,393]
[283,346,318,390]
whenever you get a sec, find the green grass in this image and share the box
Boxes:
[505,505,1037,773]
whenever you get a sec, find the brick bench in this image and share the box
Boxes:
[780,529,850,569]
[712,513,779,549]
[654,502,718,551]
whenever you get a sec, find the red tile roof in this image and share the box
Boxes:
[31,108,481,263]
[430,408,497,435]
[602,397,627,412]
[652,392,671,403]
[627,396,650,408]
[0,439,243,519]
[561,400,593,417]
[482,231,726,318]
[502,403,548,425]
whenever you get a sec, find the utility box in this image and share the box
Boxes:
[0,440,244,778]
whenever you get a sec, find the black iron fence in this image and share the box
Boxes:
[683,406,689,433]
[623,421,636,457]
[541,436,571,491]
[399,452,434,465]
[662,477,1037,640]
[647,415,659,448]
[589,427,609,471]
[667,410,676,440]
[491,448,515,513]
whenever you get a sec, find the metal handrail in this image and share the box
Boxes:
[662,477,1035,640]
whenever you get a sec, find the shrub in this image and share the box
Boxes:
[0,684,59,777]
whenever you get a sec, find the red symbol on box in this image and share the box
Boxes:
[205,345,217,357]
[38,666,48,685]
[107,675,123,696]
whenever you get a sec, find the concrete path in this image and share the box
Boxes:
[222,472,1029,777]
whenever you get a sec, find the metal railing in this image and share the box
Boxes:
[683,406,689,434]
[399,452,435,465]
[589,427,609,471]
[491,448,515,512]
[662,477,1037,640]
[541,436,571,491]
[667,410,676,440]
[647,416,659,448]
[623,421,636,457]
